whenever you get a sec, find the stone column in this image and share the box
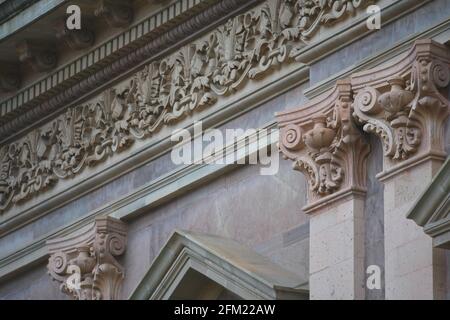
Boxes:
[352,39,450,299]
[46,216,127,300]
[277,80,370,299]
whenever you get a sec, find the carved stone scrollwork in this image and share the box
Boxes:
[47,216,127,300]
[352,39,450,174]
[276,80,370,212]
[16,40,57,72]
[0,0,377,214]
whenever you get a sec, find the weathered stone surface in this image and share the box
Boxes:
[122,159,310,298]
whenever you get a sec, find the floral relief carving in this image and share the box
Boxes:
[0,0,374,214]
[352,40,450,166]
[47,216,127,300]
[277,80,370,209]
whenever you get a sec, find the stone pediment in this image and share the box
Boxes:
[130,230,309,300]
[407,158,450,249]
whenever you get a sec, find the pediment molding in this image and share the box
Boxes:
[130,230,308,300]
[407,158,450,249]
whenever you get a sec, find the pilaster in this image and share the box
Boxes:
[276,80,370,299]
[352,39,450,299]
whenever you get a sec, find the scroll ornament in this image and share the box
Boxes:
[47,216,127,300]
[0,0,374,214]
[353,40,450,165]
[277,80,369,206]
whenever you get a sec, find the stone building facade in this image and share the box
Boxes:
[0,0,449,300]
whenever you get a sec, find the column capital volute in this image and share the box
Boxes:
[46,216,127,300]
[276,79,369,213]
[352,39,450,180]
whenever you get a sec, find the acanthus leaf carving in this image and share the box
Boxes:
[276,80,370,211]
[47,216,127,300]
[352,39,450,170]
[0,0,376,214]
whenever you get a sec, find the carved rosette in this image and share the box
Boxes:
[352,39,450,173]
[276,80,370,212]
[47,216,127,300]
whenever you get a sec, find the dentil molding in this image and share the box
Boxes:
[0,0,250,142]
[46,216,127,300]
[0,0,375,214]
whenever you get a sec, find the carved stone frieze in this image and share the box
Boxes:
[46,216,127,300]
[276,80,370,211]
[352,39,450,174]
[0,0,375,214]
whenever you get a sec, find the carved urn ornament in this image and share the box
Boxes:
[277,80,370,211]
[353,39,450,168]
[0,0,376,215]
[304,115,336,152]
[378,77,414,116]
[277,39,450,211]
[47,216,127,300]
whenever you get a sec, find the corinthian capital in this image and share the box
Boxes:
[46,216,127,300]
[276,80,370,213]
[352,39,450,177]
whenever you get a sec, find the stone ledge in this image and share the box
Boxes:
[0,125,278,283]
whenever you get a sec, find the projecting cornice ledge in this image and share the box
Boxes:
[0,0,376,221]
[407,158,450,249]
[277,39,450,212]
[0,0,260,143]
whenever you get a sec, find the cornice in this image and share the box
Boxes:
[304,15,450,100]
[291,0,432,65]
[276,39,450,214]
[0,0,375,217]
[0,0,247,143]
[130,230,308,300]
